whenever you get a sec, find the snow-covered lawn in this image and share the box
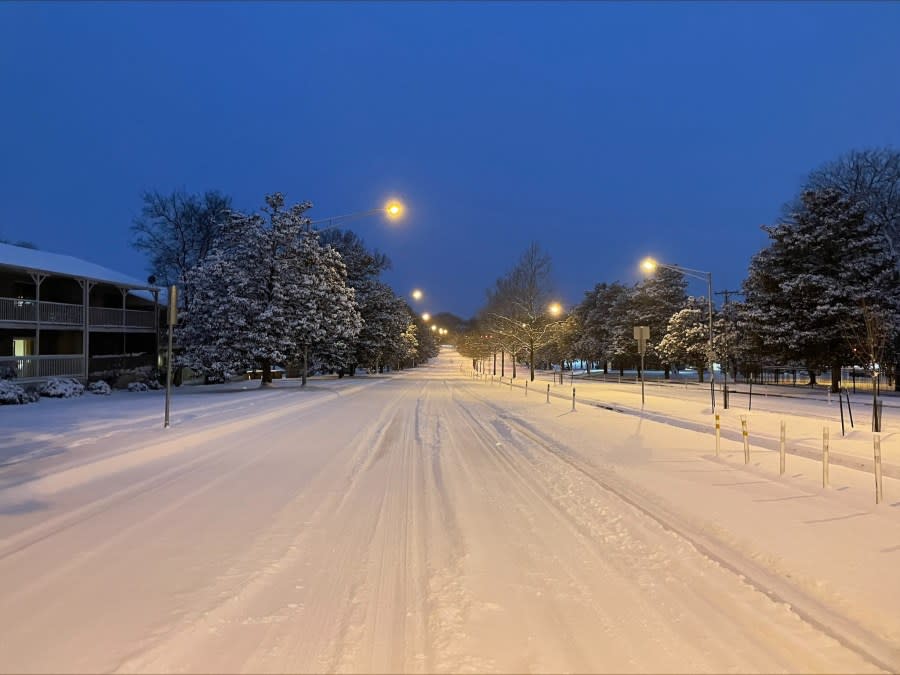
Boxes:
[0,349,898,673]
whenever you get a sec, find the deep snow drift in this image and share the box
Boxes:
[0,348,898,673]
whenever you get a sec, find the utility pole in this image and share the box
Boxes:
[715,289,743,410]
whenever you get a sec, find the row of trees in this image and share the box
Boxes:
[133,191,438,385]
[459,148,900,396]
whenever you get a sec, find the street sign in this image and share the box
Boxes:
[634,325,650,406]
[633,325,650,355]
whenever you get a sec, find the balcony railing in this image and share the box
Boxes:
[0,355,83,380]
[0,297,155,329]
[0,297,37,322]
[40,300,83,325]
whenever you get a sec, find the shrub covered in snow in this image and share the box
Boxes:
[87,380,111,395]
[127,381,149,392]
[111,367,162,390]
[0,380,39,405]
[40,377,85,398]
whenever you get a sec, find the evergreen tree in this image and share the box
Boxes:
[657,298,711,380]
[743,188,900,392]
[178,193,361,386]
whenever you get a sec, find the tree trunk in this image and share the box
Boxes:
[512,354,516,379]
[261,359,273,386]
[501,350,505,377]
[529,341,535,381]
[697,364,704,383]
[301,347,308,387]
[664,364,671,380]
[831,361,841,393]
[493,351,496,375]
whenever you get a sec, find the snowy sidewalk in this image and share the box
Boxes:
[475,366,900,479]
[463,368,900,669]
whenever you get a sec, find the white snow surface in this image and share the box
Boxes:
[0,348,898,673]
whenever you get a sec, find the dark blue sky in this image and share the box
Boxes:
[2,1,899,318]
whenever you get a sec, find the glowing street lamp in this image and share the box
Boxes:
[431,324,437,332]
[421,312,431,322]
[411,289,423,301]
[548,302,563,317]
[640,256,716,413]
[309,198,407,231]
[385,199,404,219]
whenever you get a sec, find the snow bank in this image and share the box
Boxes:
[0,380,38,405]
[39,378,84,398]
[87,380,111,396]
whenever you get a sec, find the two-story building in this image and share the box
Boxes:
[0,243,161,383]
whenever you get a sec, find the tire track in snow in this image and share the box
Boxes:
[461,383,898,673]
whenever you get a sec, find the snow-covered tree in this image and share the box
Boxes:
[622,268,688,376]
[657,298,711,380]
[573,282,631,373]
[352,281,412,373]
[177,193,361,386]
[743,188,900,392]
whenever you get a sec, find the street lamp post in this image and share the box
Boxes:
[641,257,716,414]
[309,199,405,232]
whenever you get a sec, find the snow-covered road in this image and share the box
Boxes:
[0,350,894,673]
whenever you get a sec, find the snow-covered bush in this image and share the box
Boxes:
[87,380,111,395]
[39,377,84,398]
[0,380,39,405]
[128,381,149,392]
[112,367,162,390]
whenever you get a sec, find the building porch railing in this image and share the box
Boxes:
[0,297,156,329]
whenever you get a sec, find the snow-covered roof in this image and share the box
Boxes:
[0,242,156,290]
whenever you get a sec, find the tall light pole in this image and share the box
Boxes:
[641,257,716,413]
[309,199,405,232]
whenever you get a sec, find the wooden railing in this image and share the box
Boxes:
[0,355,83,380]
[0,297,155,329]
[0,297,37,322]
[40,301,83,325]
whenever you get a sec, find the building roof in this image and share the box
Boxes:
[0,242,157,290]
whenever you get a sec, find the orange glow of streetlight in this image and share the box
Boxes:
[385,199,405,220]
[411,289,423,301]
[431,325,437,331]
[422,312,431,322]
[548,302,562,317]
[641,257,659,274]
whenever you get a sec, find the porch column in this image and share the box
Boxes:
[120,287,128,355]
[79,279,95,380]
[29,272,46,361]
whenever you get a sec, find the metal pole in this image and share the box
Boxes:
[164,285,177,429]
[707,272,716,413]
[640,351,645,406]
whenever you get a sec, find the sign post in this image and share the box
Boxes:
[164,285,178,429]
[634,325,650,406]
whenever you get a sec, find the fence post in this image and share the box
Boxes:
[740,415,750,464]
[779,420,786,476]
[714,414,720,456]
[874,434,884,504]
[822,427,830,488]
[839,392,845,436]
[572,387,576,412]
[846,390,854,428]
